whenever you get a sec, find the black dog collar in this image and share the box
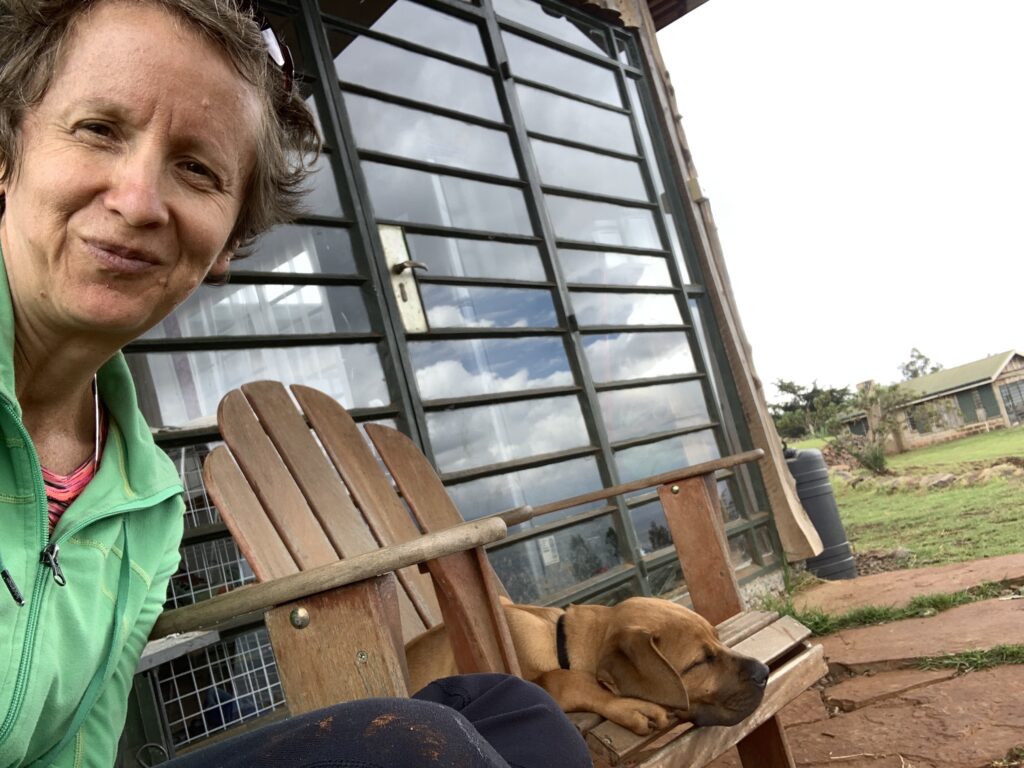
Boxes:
[556,614,571,669]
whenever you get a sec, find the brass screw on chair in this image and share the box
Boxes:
[356,650,369,664]
[671,485,681,494]
[290,607,310,629]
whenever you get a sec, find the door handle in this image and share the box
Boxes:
[392,260,429,275]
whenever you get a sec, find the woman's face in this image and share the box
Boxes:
[0,0,260,341]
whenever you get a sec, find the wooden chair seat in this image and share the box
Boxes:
[151,381,826,768]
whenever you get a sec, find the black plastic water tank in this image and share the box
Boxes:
[785,448,858,580]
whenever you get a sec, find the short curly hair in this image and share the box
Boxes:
[0,0,321,249]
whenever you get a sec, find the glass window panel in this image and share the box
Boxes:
[302,154,345,218]
[614,430,720,485]
[530,139,646,201]
[599,380,711,443]
[346,94,517,178]
[503,33,620,106]
[729,533,754,570]
[489,514,622,602]
[719,479,742,523]
[545,195,660,249]
[624,79,664,198]
[244,225,357,275]
[407,235,545,281]
[582,331,695,383]
[571,292,682,327]
[688,299,721,405]
[422,284,557,329]
[663,212,690,282]
[647,559,684,598]
[615,33,640,68]
[363,163,532,235]
[516,85,635,153]
[494,0,612,57]
[330,32,500,120]
[754,526,775,558]
[410,338,574,400]
[629,499,673,556]
[559,249,671,287]
[447,455,603,526]
[144,285,369,338]
[321,0,487,64]
[586,579,641,606]
[126,345,388,428]
[426,396,590,473]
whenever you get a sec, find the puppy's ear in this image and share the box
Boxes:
[597,626,689,710]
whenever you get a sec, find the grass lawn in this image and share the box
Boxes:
[887,425,1024,473]
[787,437,827,451]
[834,479,1024,565]
[830,427,1024,567]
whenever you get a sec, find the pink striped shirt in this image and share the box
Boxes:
[43,411,108,536]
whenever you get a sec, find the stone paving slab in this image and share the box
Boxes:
[819,599,1024,672]
[825,668,956,712]
[779,689,829,728]
[707,666,1024,768]
[794,553,1024,613]
[788,666,1024,768]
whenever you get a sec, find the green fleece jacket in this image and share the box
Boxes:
[0,255,185,767]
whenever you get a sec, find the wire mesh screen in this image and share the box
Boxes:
[166,537,256,609]
[155,628,286,749]
[165,445,222,529]
[155,443,282,749]
[161,444,257,608]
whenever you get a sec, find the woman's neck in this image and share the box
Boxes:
[13,319,112,474]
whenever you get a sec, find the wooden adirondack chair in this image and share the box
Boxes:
[151,381,826,768]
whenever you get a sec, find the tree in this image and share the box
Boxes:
[836,381,916,472]
[899,348,943,380]
[770,379,852,439]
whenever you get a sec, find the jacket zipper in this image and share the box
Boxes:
[0,486,182,749]
[0,397,181,749]
[0,397,52,747]
[40,542,67,586]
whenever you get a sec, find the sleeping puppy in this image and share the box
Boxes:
[405,596,769,735]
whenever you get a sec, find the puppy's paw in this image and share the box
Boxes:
[606,698,670,735]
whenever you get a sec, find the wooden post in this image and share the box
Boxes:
[736,716,795,768]
[659,474,743,626]
[659,473,797,768]
[426,548,521,678]
[264,575,408,714]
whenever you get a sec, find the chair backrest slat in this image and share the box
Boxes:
[218,390,337,570]
[364,424,463,531]
[291,385,442,627]
[203,447,299,581]
[240,381,379,559]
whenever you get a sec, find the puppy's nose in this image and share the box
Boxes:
[745,659,770,688]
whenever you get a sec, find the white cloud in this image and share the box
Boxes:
[415,358,574,400]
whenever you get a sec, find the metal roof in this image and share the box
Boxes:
[900,350,1020,402]
[645,0,711,29]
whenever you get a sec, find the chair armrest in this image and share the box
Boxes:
[151,517,507,639]
[494,449,764,524]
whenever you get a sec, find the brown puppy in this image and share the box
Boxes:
[406,596,769,735]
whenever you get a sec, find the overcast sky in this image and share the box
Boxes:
[658,0,1023,401]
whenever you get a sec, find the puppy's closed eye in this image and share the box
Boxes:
[683,651,716,674]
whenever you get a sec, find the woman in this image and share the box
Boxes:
[0,2,591,767]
